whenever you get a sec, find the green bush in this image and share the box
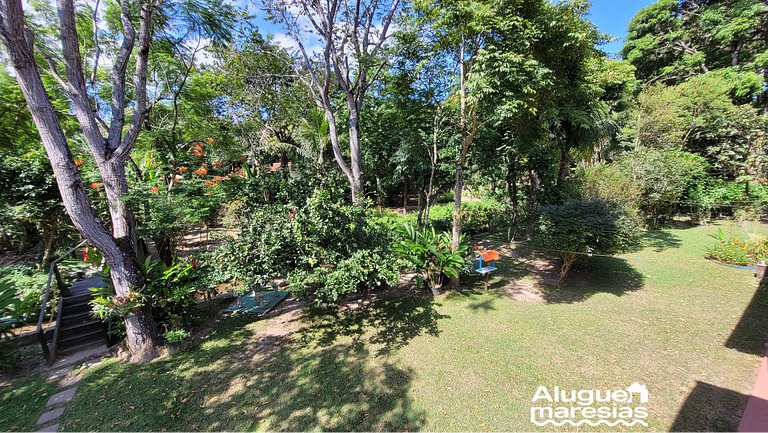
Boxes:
[216,183,398,305]
[435,191,454,203]
[394,223,470,290]
[290,250,399,305]
[617,149,708,224]
[0,266,48,322]
[535,198,641,279]
[689,180,768,222]
[91,258,212,333]
[706,229,768,266]
[163,329,190,344]
[423,199,506,235]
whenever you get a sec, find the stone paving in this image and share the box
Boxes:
[34,347,106,432]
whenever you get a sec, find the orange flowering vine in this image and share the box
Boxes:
[74,159,85,167]
[195,166,208,176]
[90,182,103,189]
[149,187,160,193]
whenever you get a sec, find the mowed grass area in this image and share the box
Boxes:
[3,221,766,431]
[0,374,57,431]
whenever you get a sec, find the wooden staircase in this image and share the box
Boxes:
[55,278,109,358]
[37,243,111,365]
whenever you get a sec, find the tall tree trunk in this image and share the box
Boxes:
[424,106,440,227]
[0,0,160,362]
[347,99,364,203]
[40,219,57,269]
[451,33,475,290]
[506,155,519,228]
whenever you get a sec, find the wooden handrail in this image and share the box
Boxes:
[48,299,64,365]
[36,240,89,363]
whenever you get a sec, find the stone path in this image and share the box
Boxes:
[35,349,99,432]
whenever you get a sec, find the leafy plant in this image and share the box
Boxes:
[707,229,768,266]
[394,223,470,290]
[0,266,48,321]
[163,329,190,344]
[290,250,400,305]
[535,198,641,280]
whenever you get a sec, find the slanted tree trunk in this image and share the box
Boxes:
[40,218,57,268]
[450,33,479,290]
[0,0,160,362]
[422,106,441,227]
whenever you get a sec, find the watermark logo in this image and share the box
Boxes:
[530,383,649,428]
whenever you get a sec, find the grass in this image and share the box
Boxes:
[0,374,57,431]
[5,220,768,431]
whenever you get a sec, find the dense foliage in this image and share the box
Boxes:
[535,199,642,278]
[0,0,766,358]
[394,223,470,290]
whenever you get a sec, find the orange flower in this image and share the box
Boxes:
[74,159,85,167]
[213,161,222,168]
[204,180,215,186]
[195,166,208,176]
[194,151,204,157]
[176,166,188,173]
[206,137,216,144]
[90,182,103,189]
[172,177,181,184]
[149,187,160,193]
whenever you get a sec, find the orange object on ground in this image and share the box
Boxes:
[480,250,500,262]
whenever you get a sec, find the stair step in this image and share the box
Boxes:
[58,328,104,348]
[60,318,101,333]
[57,340,106,357]
[59,310,94,327]
[62,293,92,306]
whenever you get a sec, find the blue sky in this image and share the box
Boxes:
[243,0,658,58]
[588,0,657,56]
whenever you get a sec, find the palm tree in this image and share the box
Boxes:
[294,108,330,167]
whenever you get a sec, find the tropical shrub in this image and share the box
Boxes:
[163,329,190,344]
[581,164,641,208]
[535,198,641,279]
[0,280,21,372]
[689,179,768,222]
[290,250,400,305]
[394,223,470,290]
[617,148,708,225]
[91,258,213,334]
[0,266,48,322]
[217,182,398,305]
[706,229,768,266]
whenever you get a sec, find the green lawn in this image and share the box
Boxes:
[3,221,767,431]
[0,374,57,431]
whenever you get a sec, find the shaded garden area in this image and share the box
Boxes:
[2,222,764,431]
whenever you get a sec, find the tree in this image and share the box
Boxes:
[415,0,495,288]
[264,0,401,202]
[0,0,235,362]
[0,0,163,362]
[623,0,768,100]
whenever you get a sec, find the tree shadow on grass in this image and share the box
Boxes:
[63,313,428,431]
[297,295,449,356]
[641,229,683,252]
[539,256,646,304]
[669,381,746,432]
[726,278,768,355]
